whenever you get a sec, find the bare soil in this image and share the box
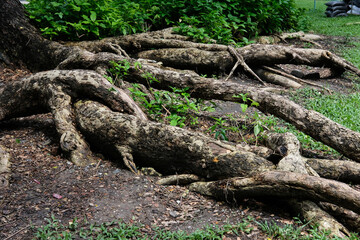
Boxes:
[1,35,359,239]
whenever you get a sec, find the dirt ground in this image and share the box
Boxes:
[1,35,359,239]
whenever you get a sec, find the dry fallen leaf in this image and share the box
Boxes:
[52,193,63,199]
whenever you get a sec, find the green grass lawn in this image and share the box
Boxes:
[295,0,360,67]
[296,0,360,36]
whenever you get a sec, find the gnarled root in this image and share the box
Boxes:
[0,70,146,165]
[74,100,275,179]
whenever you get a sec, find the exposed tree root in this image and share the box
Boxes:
[74,100,275,178]
[0,145,11,189]
[320,202,360,233]
[2,3,360,235]
[254,68,301,89]
[306,159,360,183]
[189,171,360,215]
[156,174,200,185]
[122,62,360,161]
[0,70,146,165]
[225,46,266,85]
[292,200,349,237]
[261,66,332,93]
[265,132,349,235]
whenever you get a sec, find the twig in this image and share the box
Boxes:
[262,66,333,94]
[226,46,267,85]
[299,37,322,48]
[95,159,102,169]
[54,167,67,176]
[4,224,30,240]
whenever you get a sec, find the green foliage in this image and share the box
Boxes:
[208,117,231,141]
[129,84,213,127]
[34,216,359,239]
[291,88,360,133]
[27,0,303,44]
[106,60,214,128]
[106,60,132,85]
[295,0,360,67]
[26,0,149,40]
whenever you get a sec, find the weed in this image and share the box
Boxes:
[106,60,132,85]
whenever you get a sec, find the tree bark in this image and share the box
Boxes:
[74,100,275,178]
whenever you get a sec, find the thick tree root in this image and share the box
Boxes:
[292,200,349,237]
[124,63,360,162]
[320,202,360,233]
[254,68,302,89]
[189,171,360,215]
[306,159,360,183]
[266,132,349,236]
[0,70,146,165]
[3,3,360,235]
[74,100,275,179]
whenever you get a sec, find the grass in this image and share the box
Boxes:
[295,0,360,67]
[33,216,360,240]
[33,216,253,240]
[258,1,360,154]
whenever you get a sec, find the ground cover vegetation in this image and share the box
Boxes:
[297,0,360,67]
[26,0,303,44]
[34,215,358,240]
[2,0,360,239]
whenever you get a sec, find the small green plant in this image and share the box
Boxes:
[129,84,213,127]
[208,117,230,141]
[33,216,359,239]
[33,216,254,240]
[106,60,214,127]
[106,60,133,85]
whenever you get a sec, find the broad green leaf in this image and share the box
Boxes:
[90,11,97,22]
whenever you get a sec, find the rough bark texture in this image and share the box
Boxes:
[189,171,360,215]
[265,132,348,235]
[122,63,360,162]
[306,159,360,183]
[74,100,275,179]
[0,145,11,189]
[0,70,146,165]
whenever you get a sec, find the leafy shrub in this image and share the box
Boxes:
[26,0,303,44]
[26,0,148,40]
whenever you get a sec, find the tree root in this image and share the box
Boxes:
[225,46,266,85]
[189,171,360,215]
[306,159,360,183]
[74,100,275,179]
[156,174,200,185]
[254,68,301,89]
[261,66,332,93]
[123,62,360,162]
[0,145,11,189]
[265,132,349,236]
[0,70,146,165]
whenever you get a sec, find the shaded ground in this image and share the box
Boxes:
[1,35,360,239]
